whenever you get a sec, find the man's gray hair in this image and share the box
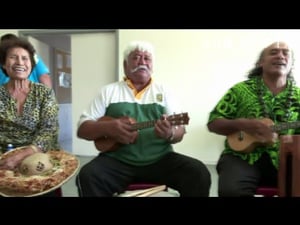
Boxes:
[123,41,154,62]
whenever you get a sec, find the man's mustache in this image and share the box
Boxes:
[130,65,150,73]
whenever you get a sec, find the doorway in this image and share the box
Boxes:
[19,30,117,155]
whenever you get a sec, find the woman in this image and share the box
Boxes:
[0,38,60,196]
[0,33,52,88]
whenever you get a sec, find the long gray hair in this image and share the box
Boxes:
[247,43,295,80]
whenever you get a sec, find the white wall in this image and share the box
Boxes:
[72,32,117,156]
[0,30,18,37]
[3,29,300,164]
[118,29,300,164]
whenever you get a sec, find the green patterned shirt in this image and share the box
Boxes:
[208,77,300,169]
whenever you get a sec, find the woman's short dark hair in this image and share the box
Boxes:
[0,37,36,77]
[0,33,18,42]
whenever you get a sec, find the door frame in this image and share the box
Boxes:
[18,29,114,36]
[18,30,118,155]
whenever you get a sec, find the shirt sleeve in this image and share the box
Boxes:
[77,87,107,128]
[0,68,9,85]
[28,55,50,82]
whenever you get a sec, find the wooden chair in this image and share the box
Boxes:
[117,183,174,197]
[255,135,300,197]
[278,135,300,197]
[126,183,166,191]
[40,187,63,197]
[54,187,63,197]
[255,186,278,197]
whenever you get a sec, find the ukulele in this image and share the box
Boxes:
[94,113,189,152]
[227,118,300,153]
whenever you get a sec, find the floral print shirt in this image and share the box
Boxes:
[0,82,60,153]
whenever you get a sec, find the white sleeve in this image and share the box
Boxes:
[77,88,107,128]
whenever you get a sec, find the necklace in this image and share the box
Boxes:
[256,77,294,122]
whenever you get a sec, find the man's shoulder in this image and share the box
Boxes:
[0,68,9,85]
[30,54,50,77]
[34,55,47,67]
[230,79,253,88]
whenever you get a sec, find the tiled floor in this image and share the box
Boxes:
[61,156,218,197]
[61,155,91,197]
